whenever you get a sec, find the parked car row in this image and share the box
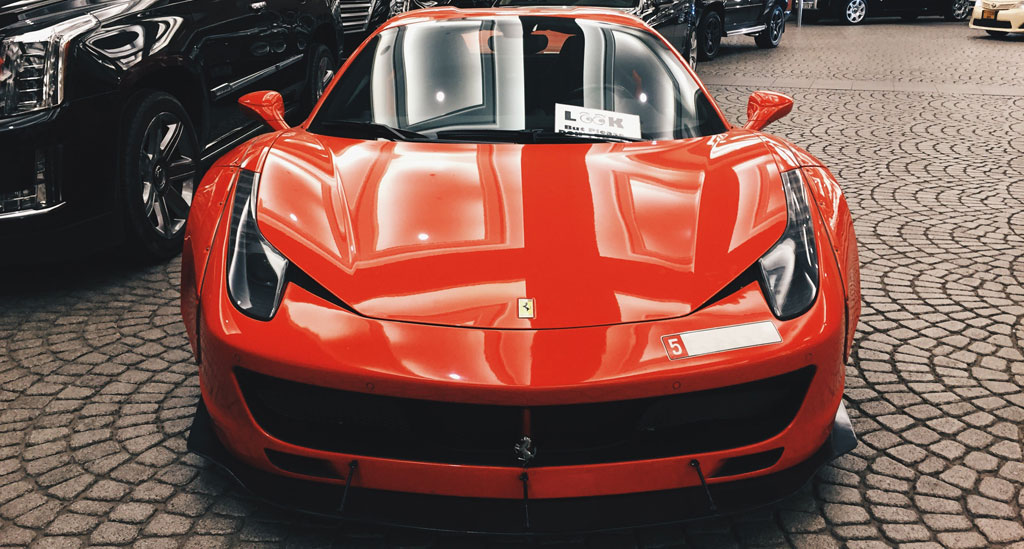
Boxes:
[442,0,793,63]
[798,0,972,24]
[0,0,383,263]
[0,0,1001,267]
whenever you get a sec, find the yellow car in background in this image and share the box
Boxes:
[970,0,1024,35]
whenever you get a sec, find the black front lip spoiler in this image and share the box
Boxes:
[188,400,857,534]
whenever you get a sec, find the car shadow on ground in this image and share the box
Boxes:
[0,253,175,299]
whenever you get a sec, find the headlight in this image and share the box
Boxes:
[0,14,97,117]
[758,169,819,319]
[226,170,289,321]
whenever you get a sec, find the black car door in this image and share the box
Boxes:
[253,0,315,106]
[650,0,697,65]
[874,0,918,14]
[646,0,686,49]
[190,0,282,152]
[724,0,765,31]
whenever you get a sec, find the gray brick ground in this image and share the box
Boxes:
[1,19,1022,549]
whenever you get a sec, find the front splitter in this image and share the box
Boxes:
[187,400,857,534]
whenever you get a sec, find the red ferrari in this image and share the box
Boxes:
[182,6,861,533]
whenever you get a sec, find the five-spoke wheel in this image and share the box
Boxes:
[756,4,786,48]
[697,10,723,61]
[122,91,199,261]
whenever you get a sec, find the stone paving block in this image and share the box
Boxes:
[2,22,1024,549]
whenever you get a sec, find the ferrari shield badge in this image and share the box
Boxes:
[517,298,536,319]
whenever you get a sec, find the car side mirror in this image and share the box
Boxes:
[743,90,793,131]
[239,91,289,131]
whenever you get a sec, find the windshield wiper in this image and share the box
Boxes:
[434,128,642,144]
[314,120,430,142]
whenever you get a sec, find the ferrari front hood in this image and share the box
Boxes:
[254,130,788,329]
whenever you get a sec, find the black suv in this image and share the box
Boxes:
[0,0,357,262]
[695,0,790,60]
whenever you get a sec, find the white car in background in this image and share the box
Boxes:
[969,0,1024,35]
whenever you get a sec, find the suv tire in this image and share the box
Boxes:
[684,26,699,68]
[755,4,786,48]
[697,10,723,60]
[120,90,199,262]
[306,44,336,112]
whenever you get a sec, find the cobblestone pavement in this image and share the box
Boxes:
[699,18,1024,92]
[2,21,1023,549]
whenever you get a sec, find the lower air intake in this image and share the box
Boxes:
[236,366,815,468]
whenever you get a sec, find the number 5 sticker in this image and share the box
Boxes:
[660,321,782,361]
[661,334,688,360]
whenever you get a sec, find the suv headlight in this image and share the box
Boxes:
[227,170,290,321]
[0,14,98,117]
[758,169,820,319]
[393,0,439,13]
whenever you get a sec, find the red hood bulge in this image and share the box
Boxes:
[253,130,787,329]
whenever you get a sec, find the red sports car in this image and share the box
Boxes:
[182,6,861,532]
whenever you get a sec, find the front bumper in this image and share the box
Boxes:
[0,93,124,262]
[969,5,1024,31]
[188,399,856,533]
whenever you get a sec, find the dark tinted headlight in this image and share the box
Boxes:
[758,169,819,319]
[226,170,289,321]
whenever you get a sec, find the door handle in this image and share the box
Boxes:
[250,1,268,11]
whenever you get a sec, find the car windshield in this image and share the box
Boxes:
[311,15,726,143]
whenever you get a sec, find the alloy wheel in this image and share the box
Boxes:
[951,0,970,19]
[315,55,334,100]
[846,0,867,23]
[138,112,196,238]
[704,17,721,56]
[769,8,784,42]
[688,29,699,68]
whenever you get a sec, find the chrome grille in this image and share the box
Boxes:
[338,0,375,33]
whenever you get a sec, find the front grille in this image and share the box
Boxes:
[236,366,815,468]
[336,0,374,32]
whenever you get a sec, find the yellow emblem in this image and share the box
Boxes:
[517,298,536,319]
